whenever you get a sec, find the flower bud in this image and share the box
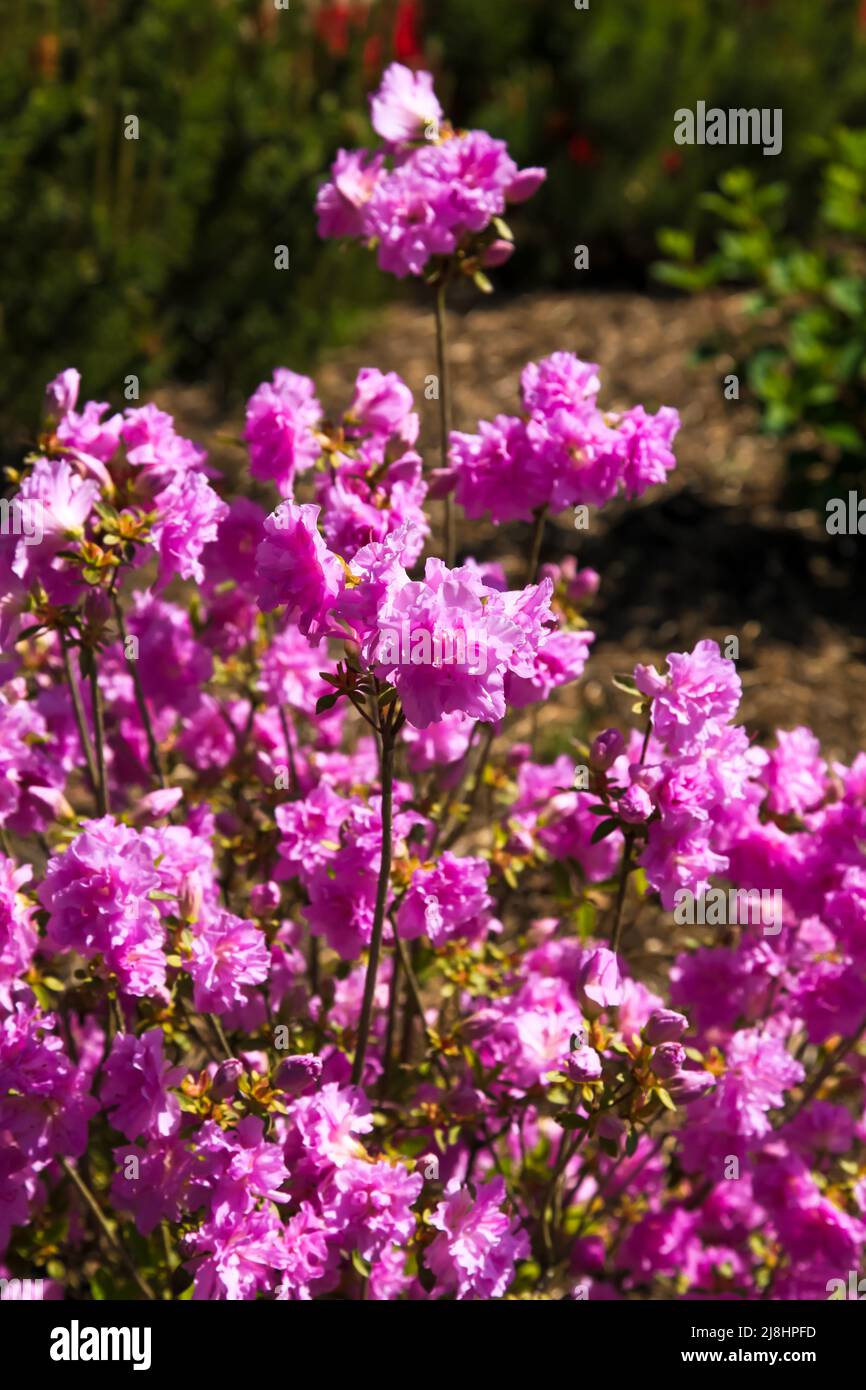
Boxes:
[665,1069,716,1104]
[44,368,80,421]
[650,1041,685,1080]
[589,728,624,772]
[481,239,514,268]
[210,1058,243,1100]
[562,1045,602,1083]
[618,784,653,824]
[645,1009,688,1045]
[567,566,600,603]
[506,167,546,203]
[179,871,203,924]
[250,880,281,915]
[577,947,623,1017]
[274,1052,323,1097]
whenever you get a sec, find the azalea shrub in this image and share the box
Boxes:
[2,64,866,1304]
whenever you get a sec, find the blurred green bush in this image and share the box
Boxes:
[3,0,866,436]
[0,0,392,438]
[428,0,866,285]
[654,129,866,503]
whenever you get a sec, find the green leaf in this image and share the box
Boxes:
[555,1112,586,1131]
[656,227,694,262]
[655,1086,676,1111]
[590,818,621,844]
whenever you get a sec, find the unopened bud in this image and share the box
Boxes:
[482,239,514,268]
[211,1058,243,1100]
[589,728,624,772]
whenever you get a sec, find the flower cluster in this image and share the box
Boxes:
[0,69,863,1306]
[317,63,545,281]
[445,352,680,524]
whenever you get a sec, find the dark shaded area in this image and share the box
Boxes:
[544,487,866,651]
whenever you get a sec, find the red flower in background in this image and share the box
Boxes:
[394,0,424,63]
[316,1,425,68]
[661,149,683,175]
[364,1,425,73]
[315,3,367,57]
[568,133,597,166]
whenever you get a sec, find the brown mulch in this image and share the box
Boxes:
[161,287,866,764]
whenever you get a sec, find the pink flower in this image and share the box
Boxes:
[55,398,123,471]
[397,853,493,946]
[44,368,81,420]
[304,841,381,961]
[122,404,207,484]
[184,1202,288,1300]
[370,62,442,144]
[763,727,828,817]
[256,501,344,637]
[521,352,600,417]
[39,817,166,998]
[0,857,37,1009]
[427,1176,528,1299]
[101,1029,184,1140]
[150,469,228,588]
[450,415,550,524]
[347,368,418,443]
[332,1158,422,1261]
[635,640,741,753]
[369,558,553,729]
[10,457,99,587]
[577,947,624,1017]
[316,148,385,239]
[244,369,322,494]
[188,910,270,1014]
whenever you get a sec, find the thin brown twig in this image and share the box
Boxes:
[59,1156,157,1301]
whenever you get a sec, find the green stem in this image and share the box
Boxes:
[59,1157,156,1301]
[351,711,397,1087]
[277,703,299,799]
[610,718,652,954]
[380,944,402,1098]
[441,723,496,851]
[434,279,456,567]
[112,593,166,789]
[610,828,635,956]
[209,1012,234,1061]
[526,504,548,585]
[58,629,100,799]
[88,658,109,817]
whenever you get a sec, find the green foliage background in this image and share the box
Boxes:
[3,0,866,436]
